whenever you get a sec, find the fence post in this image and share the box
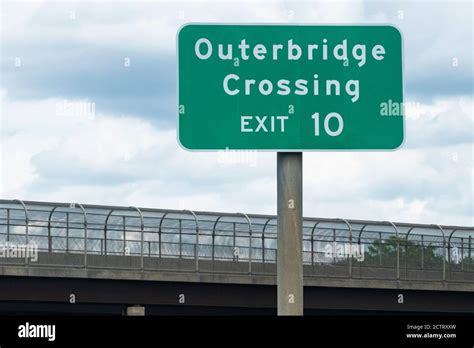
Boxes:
[211,216,224,262]
[232,222,236,261]
[6,209,10,242]
[237,213,253,274]
[378,231,382,267]
[262,218,275,267]
[336,219,352,278]
[66,212,69,253]
[123,216,126,256]
[182,210,199,272]
[14,200,29,266]
[431,225,447,281]
[404,227,415,279]
[421,234,424,270]
[158,212,170,260]
[469,235,472,270]
[310,221,321,267]
[179,219,182,259]
[128,207,144,271]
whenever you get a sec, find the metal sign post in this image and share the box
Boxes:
[277,152,303,315]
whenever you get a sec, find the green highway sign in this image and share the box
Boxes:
[178,24,404,150]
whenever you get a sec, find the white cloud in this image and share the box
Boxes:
[0,1,366,54]
[404,96,473,147]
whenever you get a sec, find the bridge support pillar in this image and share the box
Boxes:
[126,305,145,316]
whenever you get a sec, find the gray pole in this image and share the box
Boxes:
[277,152,303,316]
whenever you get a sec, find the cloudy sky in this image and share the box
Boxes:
[0,0,472,226]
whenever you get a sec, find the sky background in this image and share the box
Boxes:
[0,0,472,226]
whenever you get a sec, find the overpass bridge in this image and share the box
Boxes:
[0,199,473,315]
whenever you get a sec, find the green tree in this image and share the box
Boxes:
[361,235,444,269]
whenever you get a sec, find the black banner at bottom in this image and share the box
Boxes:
[0,314,472,346]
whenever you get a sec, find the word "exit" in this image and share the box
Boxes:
[241,115,289,133]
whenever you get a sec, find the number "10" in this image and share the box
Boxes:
[312,112,344,137]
